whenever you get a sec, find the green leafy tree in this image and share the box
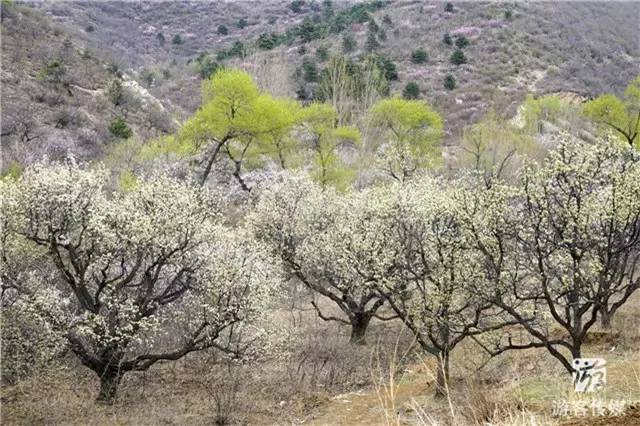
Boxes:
[369,97,443,180]
[299,103,361,189]
[411,48,428,64]
[443,74,456,90]
[402,81,420,99]
[178,69,301,189]
[583,76,640,147]
[450,49,466,65]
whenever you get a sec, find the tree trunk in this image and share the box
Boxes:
[600,309,612,329]
[96,368,123,404]
[435,350,450,398]
[349,313,371,345]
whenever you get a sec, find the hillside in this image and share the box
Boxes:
[21,1,640,137]
[3,0,637,171]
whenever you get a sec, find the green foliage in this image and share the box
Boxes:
[402,81,420,99]
[109,118,133,139]
[2,161,24,180]
[365,31,379,52]
[172,34,183,45]
[39,60,65,83]
[316,45,329,62]
[504,9,513,20]
[369,97,443,179]
[196,54,221,79]
[411,48,428,64]
[299,103,361,189]
[455,36,469,49]
[302,57,319,82]
[522,94,564,134]
[450,49,467,65]
[458,111,541,181]
[105,77,124,106]
[289,0,304,13]
[179,69,305,187]
[217,41,246,60]
[236,18,248,29]
[444,74,456,90]
[443,33,452,46]
[342,34,356,52]
[374,54,398,81]
[583,76,640,147]
[257,32,280,50]
[444,2,454,12]
[217,24,228,35]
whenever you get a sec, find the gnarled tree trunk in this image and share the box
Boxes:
[349,312,372,345]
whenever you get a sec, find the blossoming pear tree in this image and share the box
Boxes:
[249,172,393,344]
[472,136,640,374]
[2,163,278,402]
[379,176,515,396]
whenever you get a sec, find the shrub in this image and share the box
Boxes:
[302,57,319,82]
[257,32,280,50]
[444,2,454,12]
[378,28,387,41]
[504,9,513,20]
[106,78,124,105]
[365,32,379,52]
[444,74,456,90]
[382,14,392,25]
[450,49,467,65]
[375,55,398,81]
[237,18,248,29]
[402,81,420,99]
[109,117,133,139]
[411,48,428,64]
[217,24,228,35]
[172,34,183,45]
[316,45,329,62]
[455,36,469,49]
[289,0,304,13]
[443,33,452,45]
[156,32,165,46]
[197,56,221,79]
[85,24,95,32]
[342,34,356,52]
[268,16,277,24]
